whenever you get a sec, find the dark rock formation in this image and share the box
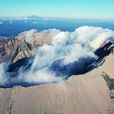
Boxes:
[102,71,114,100]
[95,40,114,61]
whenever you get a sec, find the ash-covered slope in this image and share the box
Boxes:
[0,43,114,114]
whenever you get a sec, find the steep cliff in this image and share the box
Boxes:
[0,32,52,64]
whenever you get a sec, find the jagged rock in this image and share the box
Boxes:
[95,40,114,60]
[0,32,53,64]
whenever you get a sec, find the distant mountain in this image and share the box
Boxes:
[0,15,48,21]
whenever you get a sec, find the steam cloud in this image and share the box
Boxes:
[0,26,114,87]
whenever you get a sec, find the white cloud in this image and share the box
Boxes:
[25,29,37,38]
[0,63,8,86]
[75,26,114,49]
[0,22,3,24]
[42,29,61,35]
[0,26,114,87]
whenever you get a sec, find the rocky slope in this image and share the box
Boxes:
[0,32,53,63]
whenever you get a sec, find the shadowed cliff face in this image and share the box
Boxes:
[0,26,114,88]
[95,40,114,60]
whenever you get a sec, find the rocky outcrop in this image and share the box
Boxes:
[95,40,114,60]
[102,72,114,100]
[0,32,53,64]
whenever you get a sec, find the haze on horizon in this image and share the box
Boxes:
[0,0,114,21]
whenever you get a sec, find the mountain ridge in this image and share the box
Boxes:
[0,30,114,113]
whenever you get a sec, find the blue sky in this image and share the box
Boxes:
[0,0,114,20]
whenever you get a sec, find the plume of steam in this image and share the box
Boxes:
[0,63,8,86]
[42,29,61,35]
[0,26,114,87]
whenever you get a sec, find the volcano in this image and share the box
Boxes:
[0,26,114,113]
